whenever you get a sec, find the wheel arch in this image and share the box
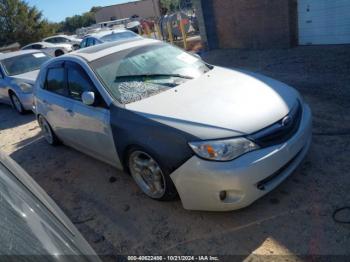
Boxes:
[109,104,197,176]
[54,49,65,57]
[8,88,16,97]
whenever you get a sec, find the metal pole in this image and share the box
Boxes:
[155,23,162,40]
[166,22,174,44]
[180,19,188,50]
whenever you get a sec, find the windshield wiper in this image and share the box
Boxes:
[115,73,194,81]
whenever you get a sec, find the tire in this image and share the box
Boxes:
[37,115,60,146]
[126,146,178,201]
[9,92,25,114]
[55,49,64,57]
[72,44,80,50]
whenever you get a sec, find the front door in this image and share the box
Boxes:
[65,62,120,167]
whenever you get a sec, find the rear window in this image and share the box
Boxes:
[100,31,138,42]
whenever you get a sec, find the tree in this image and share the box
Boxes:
[160,0,180,13]
[57,6,101,33]
[0,0,57,46]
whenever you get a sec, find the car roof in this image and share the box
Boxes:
[86,29,135,39]
[43,34,71,40]
[71,38,159,62]
[0,49,42,60]
[22,42,54,49]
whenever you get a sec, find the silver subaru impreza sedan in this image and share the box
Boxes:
[0,50,51,114]
[33,38,312,211]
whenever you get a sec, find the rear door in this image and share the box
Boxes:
[36,62,75,143]
[65,62,120,166]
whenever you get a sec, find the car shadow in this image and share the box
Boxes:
[0,104,35,130]
[9,130,346,259]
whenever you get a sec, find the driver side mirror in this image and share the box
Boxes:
[81,91,95,106]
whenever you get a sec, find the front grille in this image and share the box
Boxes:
[250,101,302,148]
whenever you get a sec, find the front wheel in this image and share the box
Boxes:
[127,149,178,201]
[10,93,25,114]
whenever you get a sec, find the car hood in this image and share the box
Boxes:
[126,67,300,140]
[11,69,39,84]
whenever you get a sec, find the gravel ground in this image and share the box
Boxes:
[0,45,349,260]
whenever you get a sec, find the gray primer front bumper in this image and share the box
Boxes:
[170,104,312,211]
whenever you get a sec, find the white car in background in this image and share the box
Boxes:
[21,42,72,57]
[43,34,81,49]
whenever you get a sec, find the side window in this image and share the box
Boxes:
[32,44,43,50]
[67,66,94,100]
[22,45,32,50]
[45,67,67,96]
[86,38,95,47]
[80,39,87,48]
[45,38,54,43]
[57,37,70,43]
[0,67,4,79]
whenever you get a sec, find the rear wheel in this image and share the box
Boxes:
[10,92,25,114]
[55,49,64,57]
[38,116,60,145]
[127,148,178,201]
[72,44,80,50]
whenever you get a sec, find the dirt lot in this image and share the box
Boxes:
[0,45,350,260]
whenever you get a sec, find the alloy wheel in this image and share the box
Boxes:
[129,151,166,199]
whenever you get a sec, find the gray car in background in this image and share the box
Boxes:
[0,151,100,260]
[0,50,51,114]
[79,29,141,49]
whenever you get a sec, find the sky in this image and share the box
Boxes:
[26,0,135,22]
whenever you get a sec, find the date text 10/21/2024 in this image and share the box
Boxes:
[127,256,220,261]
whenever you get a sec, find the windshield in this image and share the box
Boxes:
[90,43,211,104]
[1,52,51,76]
[100,31,139,42]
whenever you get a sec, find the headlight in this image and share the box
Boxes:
[188,137,259,161]
[18,82,33,93]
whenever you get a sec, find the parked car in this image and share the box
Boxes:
[43,34,81,49]
[21,41,72,57]
[33,39,312,211]
[0,50,51,114]
[0,151,100,260]
[79,29,141,49]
